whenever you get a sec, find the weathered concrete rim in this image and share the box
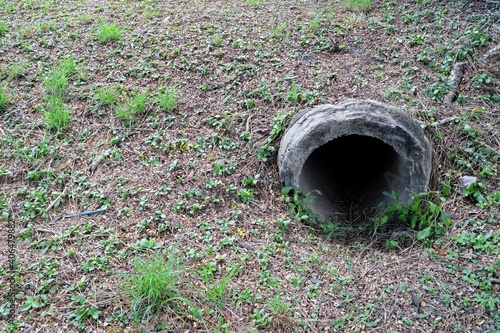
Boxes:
[278,99,433,221]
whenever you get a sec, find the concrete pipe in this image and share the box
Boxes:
[278,99,432,221]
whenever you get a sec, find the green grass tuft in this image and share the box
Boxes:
[3,60,29,81]
[115,103,133,122]
[118,251,196,326]
[96,22,123,44]
[0,22,8,36]
[156,87,178,111]
[43,69,68,98]
[341,0,372,12]
[115,91,148,123]
[58,57,80,78]
[0,86,9,111]
[44,97,71,130]
[42,57,82,98]
[95,86,119,106]
[129,91,147,114]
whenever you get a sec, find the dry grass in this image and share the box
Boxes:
[1,0,499,332]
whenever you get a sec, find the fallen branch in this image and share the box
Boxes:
[482,44,500,79]
[444,62,466,104]
[89,148,113,174]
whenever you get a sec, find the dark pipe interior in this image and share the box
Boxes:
[300,135,408,219]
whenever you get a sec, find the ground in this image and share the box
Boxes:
[0,0,499,332]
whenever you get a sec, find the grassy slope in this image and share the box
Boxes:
[1,0,499,332]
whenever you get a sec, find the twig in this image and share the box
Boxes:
[429,116,458,127]
[46,187,66,213]
[23,325,36,333]
[245,113,254,134]
[35,228,58,234]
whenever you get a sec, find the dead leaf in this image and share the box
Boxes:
[237,242,254,251]
[432,244,448,256]
[221,310,232,321]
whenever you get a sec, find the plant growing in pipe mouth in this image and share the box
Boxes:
[282,185,452,244]
[281,186,320,226]
[377,191,452,241]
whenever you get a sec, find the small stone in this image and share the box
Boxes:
[458,176,477,189]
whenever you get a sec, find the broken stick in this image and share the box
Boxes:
[444,62,466,105]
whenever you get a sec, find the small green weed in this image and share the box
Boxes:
[269,294,292,316]
[81,256,108,272]
[257,111,293,162]
[43,57,81,99]
[268,293,295,331]
[199,264,239,308]
[426,78,451,102]
[212,33,223,47]
[0,166,12,179]
[58,57,81,78]
[385,239,399,250]
[130,238,162,251]
[473,72,493,89]
[271,22,287,38]
[308,16,322,32]
[281,187,320,225]
[378,191,451,241]
[67,294,101,329]
[453,231,500,255]
[238,188,254,203]
[17,135,55,164]
[38,20,57,33]
[78,14,94,25]
[285,81,303,105]
[96,21,123,44]
[115,103,133,122]
[446,108,499,179]
[130,92,147,113]
[463,181,500,208]
[4,319,21,333]
[20,295,48,312]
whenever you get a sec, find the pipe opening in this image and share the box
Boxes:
[300,135,410,220]
[278,100,432,223]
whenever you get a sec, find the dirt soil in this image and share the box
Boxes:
[1,0,499,332]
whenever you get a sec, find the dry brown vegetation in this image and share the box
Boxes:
[1,0,499,332]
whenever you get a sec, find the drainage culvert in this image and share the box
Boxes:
[278,99,432,222]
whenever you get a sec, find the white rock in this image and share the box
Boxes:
[458,176,477,189]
